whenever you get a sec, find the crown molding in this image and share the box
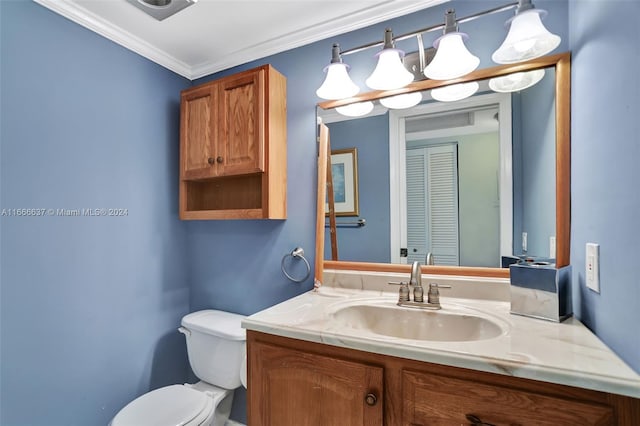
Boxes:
[34,0,448,81]
[34,0,194,78]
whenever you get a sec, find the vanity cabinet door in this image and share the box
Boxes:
[248,340,383,426]
[402,369,614,426]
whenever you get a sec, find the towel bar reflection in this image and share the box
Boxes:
[325,218,366,228]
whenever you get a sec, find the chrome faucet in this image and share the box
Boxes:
[388,260,451,310]
[410,261,424,302]
[425,252,434,266]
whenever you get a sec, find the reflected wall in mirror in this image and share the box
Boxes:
[316,53,570,278]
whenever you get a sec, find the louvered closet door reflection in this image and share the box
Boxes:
[406,144,459,266]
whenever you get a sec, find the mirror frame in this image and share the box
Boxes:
[315,52,570,280]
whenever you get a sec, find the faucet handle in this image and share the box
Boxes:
[429,283,451,289]
[389,281,410,302]
[427,283,451,305]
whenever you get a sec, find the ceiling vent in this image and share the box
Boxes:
[405,111,475,133]
[125,0,196,21]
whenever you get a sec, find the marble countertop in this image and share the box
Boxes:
[242,276,640,399]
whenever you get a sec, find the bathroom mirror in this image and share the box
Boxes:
[315,52,570,279]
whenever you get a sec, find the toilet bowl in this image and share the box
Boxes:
[111,310,246,426]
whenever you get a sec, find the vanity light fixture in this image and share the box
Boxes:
[492,0,561,64]
[431,81,479,102]
[316,1,561,101]
[365,29,415,91]
[316,43,360,100]
[423,10,479,81]
[489,68,545,92]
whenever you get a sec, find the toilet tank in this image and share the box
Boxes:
[180,310,246,389]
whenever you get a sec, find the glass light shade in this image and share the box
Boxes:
[335,101,374,117]
[423,33,480,80]
[379,92,423,109]
[365,49,414,91]
[431,81,479,102]
[492,10,561,64]
[489,69,545,93]
[316,63,360,100]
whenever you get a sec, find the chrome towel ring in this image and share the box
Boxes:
[281,247,311,283]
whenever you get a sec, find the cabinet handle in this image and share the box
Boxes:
[207,157,215,165]
[364,393,377,406]
[465,414,496,426]
[216,156,224,164]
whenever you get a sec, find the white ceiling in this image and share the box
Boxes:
[35,0,448,80]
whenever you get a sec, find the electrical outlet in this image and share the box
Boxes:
[522,232,528,252]
[550,236,556,258]
[586,243,600,293]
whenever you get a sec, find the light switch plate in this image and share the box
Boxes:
[586,243,600,293]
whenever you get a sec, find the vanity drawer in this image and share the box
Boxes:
[402,368,614,425]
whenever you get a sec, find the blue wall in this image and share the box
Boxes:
[1,2,191,425]
[3,0,640,425]
[569,0,640,373]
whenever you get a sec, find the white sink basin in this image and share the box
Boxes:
[330,302,506,342]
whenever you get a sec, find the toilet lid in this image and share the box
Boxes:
[111,385,211,426]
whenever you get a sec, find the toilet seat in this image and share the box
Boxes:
[111,384,214,426]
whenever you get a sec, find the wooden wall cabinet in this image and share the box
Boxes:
[247,331,640,426]
[179,64,286,220]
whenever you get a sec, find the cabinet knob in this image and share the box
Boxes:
[207,157,215,165]
[216,156,224,164]
[364,393,377,406]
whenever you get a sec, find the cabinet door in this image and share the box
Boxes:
[181,84,219,180]
[249,341,383,426]
[402,369,614,426]
[219,68,265,176]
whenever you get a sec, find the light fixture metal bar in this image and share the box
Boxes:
[340,1,519,57]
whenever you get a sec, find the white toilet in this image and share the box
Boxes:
[111,310,247,426]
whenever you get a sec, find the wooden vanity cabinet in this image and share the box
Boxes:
[249,338,383,426]
[247,331,640,426]
[403,369,613,425]
[179,64,286,220]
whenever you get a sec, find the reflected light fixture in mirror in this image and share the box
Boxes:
[379,92,423,109]
[423,9,479,80]
[316,43,360,100]
[365,29,414,90]
[492,0,561,64]
[335,101,374,117]
[489,69,545,92]
[431,81,479,102]
[316,0,562,101]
